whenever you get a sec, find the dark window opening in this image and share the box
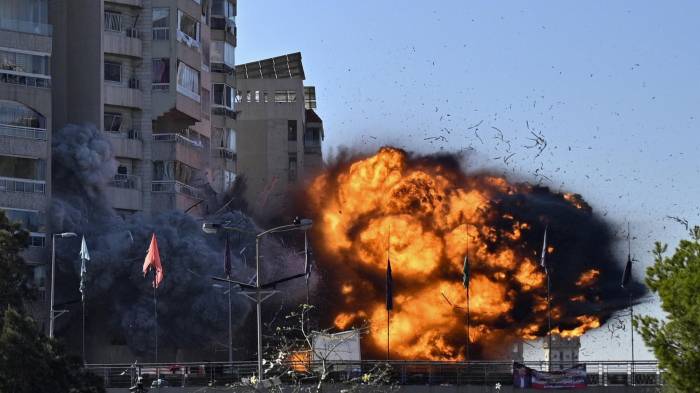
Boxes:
[287,120,297,141]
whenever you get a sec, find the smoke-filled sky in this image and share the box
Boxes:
[237,1,700,360]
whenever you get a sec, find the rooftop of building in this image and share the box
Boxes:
[235,52,305,80]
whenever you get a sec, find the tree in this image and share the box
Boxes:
[0,211,33,318]
[0,211,104,393]
[635,226,700,393]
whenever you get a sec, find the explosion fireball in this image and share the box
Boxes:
[304,147,641,360]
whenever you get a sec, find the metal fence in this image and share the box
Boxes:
[85,360,662,389]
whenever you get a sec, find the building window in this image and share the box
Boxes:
[0,155,46,180]
[224,128,236,151]
[0,49,50,76]
[274,90,297,103]
[254,91,260,102]
[0,100,46,128]
[152,160,196,184]
[210,41,235,70]
[287,120,297,141]
[201,87,210,119]
[304,127,322,146]
[152,8,170,40]
[304,86,317,109]
[152,58,170,85]
[104,61,122,83]
[176,61,200,101]
[263,91,269,103]
[104,112,122,132]
[213,83,234,109]
[0,207,45,233]
[177,9,200,47]
[223,170,236,190]
[104,10,123,32]
[288,154,297,182]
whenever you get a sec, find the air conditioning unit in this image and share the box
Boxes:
[129,78,140,89]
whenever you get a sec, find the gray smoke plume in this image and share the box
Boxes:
[50,124,308,361]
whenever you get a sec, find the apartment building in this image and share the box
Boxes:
[51,0,238,218]
[0,0,54,324]
[234,53,324,221]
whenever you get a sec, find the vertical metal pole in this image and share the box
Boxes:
[82,298,86,363]
[255,236,263,379]
[387,310,390,361]
[228,278,233,363]
[466,227,470,362]
[49,234,56,338]
[154,283,158,364]
[547,272,552,371]
[630,293,635,385]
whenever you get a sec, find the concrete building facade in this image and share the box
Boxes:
[50,0,239,218]
[0,0,55,325]
[234,53,324,221]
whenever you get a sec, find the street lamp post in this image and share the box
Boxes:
[203,218,312,379]
[49,232,78,338]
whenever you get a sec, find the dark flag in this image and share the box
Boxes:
[224,236,232,278]
[462,255,470,289]
[386,259,393,311]
[621,254,632,288]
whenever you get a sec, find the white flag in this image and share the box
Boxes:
[79,236,90,300]
[540,226,548,272]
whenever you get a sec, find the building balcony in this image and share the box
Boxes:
[0,124,47,141]
[152,181,203,200]
[107,175,142,211]
[152,133,205,169]
[0,69,51,89]
[105,0,143,7]
[104,83,143,109]
[109,174,140,190]
[0,18,52,36]
[0,177,46,194]
[303,142,322,155]
[104,30,142,58]
[0,125,49,159]
[105,130,143,159]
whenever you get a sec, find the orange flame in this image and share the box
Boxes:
[306,148,610,359]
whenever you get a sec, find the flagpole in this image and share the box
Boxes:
[153,274,158,365]
[82,297,86,363]
[466,228,471,361]
[628,223,634,386]
[228,275,233,364]
[547,268,552,371]
[387,226,391,362]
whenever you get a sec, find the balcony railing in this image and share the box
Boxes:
[104,129,140,140]
[0,69,51,88]
[0,124,47,140]
[303,142,322,154]
[0,18,52,36]
[152,180,203,200]
[109,174,140,190]
[212,106,237,119]
[153,133,204,149]
[0,177,46,194]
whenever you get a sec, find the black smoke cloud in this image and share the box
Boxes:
[50,125,307,361]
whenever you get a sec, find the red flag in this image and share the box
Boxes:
[143,233,164,288]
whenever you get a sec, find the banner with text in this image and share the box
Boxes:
[513,362,587,389]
